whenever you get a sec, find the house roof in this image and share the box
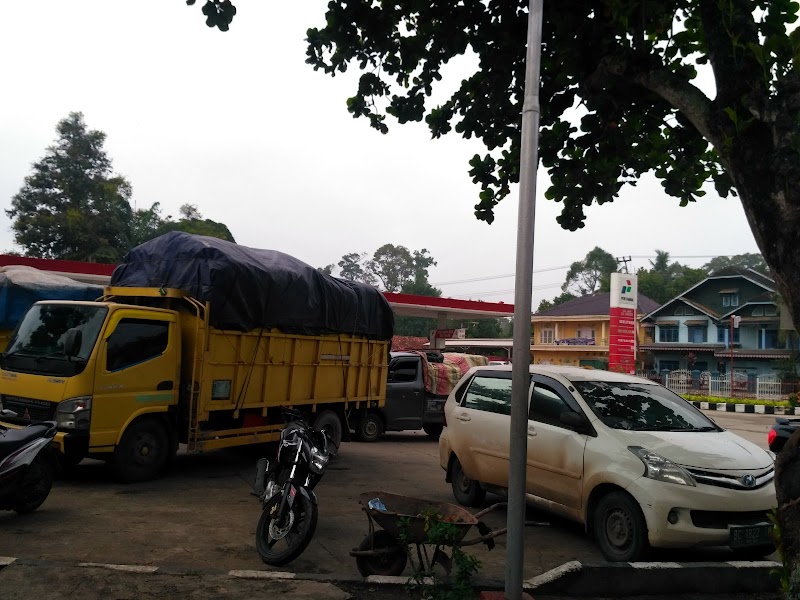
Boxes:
[643,267,776,321]
[706,266,775,290]
[534,292,660,317]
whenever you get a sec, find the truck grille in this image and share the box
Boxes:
[1,395,57,422]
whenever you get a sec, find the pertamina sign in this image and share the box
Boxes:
[609,273,638,374]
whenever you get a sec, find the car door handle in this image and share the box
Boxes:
[157,380,174,391]
[527,427,537,437]
[456,413,471,422]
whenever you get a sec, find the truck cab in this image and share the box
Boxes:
[352,352,447,442]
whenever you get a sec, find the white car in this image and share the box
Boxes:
[438,365,776,562]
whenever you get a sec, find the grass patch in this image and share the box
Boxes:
[682,394,790,407]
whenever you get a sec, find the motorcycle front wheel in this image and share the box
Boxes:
[14,454,54,514]
[256,490,318,566]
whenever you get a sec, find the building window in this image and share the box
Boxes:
[752,306,764,316]
[717,328,740,343]
[765,306,778,316]
[660,360,679,371]
[674,306,684,316]
[659,326,679,343]
[688,326,707,343]
[763,330,780,350]
[540,328,554,344]
[576,328,595,339]
[722,293,739,307]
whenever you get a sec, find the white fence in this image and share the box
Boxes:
[655,370,788,400]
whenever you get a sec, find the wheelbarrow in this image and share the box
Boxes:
[349,491,548,577]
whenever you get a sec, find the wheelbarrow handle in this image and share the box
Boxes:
[457,521,549,547]
[471,502,508,519]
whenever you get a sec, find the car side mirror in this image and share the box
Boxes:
[560,411,591,434]
[63,328,82,358]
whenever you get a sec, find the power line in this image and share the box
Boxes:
[432,254,737,287]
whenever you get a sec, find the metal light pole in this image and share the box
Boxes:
[506,0,544,598]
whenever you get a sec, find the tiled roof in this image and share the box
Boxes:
[535,292,660,317]
[709,266,774,289]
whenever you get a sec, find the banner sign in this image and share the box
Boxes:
[609,273,638,374]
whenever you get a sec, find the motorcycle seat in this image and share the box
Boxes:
[0,423,53,456]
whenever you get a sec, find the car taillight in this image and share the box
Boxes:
[768,429,777,447]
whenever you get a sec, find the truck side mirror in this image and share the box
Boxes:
[63,328,83,358]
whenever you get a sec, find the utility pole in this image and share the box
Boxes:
[507,0,543,598]
[616,256,632,273]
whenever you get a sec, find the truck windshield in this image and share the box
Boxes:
[3,304,108,376]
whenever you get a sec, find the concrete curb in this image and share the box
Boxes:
[691,400,799,415]
[0,556,783,596]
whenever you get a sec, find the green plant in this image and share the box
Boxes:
[767,507,800,599]
[681,394,790,407]
[397,509,481,600]
[789,393,798,409]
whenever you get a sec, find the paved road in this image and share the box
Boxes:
[0,412,780,583]
[700,409,776,449]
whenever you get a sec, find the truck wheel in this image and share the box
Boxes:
[355,413,383,442]
[423,424,443,439]
[314,410,342,449]
[450,456,485,507]
[112,417,169,483]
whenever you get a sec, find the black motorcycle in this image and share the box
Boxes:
[0,410,57,514]
[252,407,336,565]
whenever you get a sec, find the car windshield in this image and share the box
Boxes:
[573,380,718,432]
[5,303,107,367]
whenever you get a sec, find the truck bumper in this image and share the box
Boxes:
[52,430,90,463]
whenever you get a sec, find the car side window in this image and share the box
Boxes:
[529,382,575,427]
[462,376,512,416]
[106,318,169,372]
[389,358,418,383]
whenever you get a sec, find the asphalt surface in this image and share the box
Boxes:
[0,411,784,598]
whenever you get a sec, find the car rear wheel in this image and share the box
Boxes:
[450,456,485,507]
[593,491,648,562]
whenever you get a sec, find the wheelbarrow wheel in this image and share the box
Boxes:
[356,531,407,577]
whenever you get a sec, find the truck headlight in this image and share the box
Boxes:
[56,396,92,430]
[629,446,696,487]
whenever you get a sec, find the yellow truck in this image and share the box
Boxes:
[0,233,392,482]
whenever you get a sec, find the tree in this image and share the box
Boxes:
[702,253,769,275]
[337,252,375,284]
[562,247,618,296]
[368,243,415,292]
[537,291,576,313]
[304,2,800,350]
[636,250,707,304]
[7,113,235,262]
[7,112,137,262]
[158,204,236,242]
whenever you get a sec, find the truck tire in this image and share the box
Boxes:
[422,423,443,439]
[313,410,343,450]
[355,413,383,443]
[112,417,170,483]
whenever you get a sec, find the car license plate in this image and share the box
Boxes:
[729,523,771,548]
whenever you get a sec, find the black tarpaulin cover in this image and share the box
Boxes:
[110,232,394,340]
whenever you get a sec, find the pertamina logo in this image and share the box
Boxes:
[621,280,632,294]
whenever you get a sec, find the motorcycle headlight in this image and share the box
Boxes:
[309,446,329,474]
[56,396,92,430]
[629,446,696,487]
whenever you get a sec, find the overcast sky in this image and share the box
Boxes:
[0,1,762,310]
